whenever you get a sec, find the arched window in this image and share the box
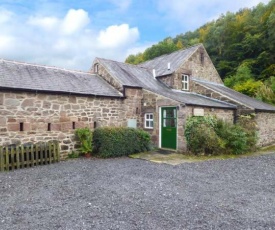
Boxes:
[94,63,99,73]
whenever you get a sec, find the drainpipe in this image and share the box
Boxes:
[233,109,238,124]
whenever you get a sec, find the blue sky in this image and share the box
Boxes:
[0,0,271,70]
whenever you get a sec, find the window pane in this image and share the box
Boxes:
[145,113,153,128]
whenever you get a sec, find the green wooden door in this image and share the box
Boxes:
[161,107,177,149]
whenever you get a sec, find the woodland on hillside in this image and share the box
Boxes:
[126,0,275,104]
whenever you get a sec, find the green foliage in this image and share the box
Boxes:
[215,120,248,155]
[184,116,258,155]
[75,127,93,155]
[184,116,223,155]
[233,79,263,97]
[256,84,275,105]
[93,127,151,158]
[67,151,80,158]
[125,1,275,103]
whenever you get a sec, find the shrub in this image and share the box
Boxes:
[184,116,223,155]
[75,127,93,155]
[215,120,248,155]
[93,127,151,158]
[67,151,80,158]
[184,115,258,155]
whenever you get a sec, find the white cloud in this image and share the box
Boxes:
[0,8,141,70]
[0,8,13,24]
[27,16,59,31]
[0,35,14,50]
[97,24,139,48]
[61,9,90,35]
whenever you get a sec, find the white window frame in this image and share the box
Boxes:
[182,74,189,91]
[144,113,154,129]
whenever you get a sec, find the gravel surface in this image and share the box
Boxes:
[1,153,275,230]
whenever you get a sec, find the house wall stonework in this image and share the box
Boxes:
[255,112,275,146]
[0,90,141,158]
[141,89,234,152]
[141,89,180,148]
[157,75,173,88]
[172,47,223,90]
[93,61,123,92]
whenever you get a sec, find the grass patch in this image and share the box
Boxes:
[259,144,275,152]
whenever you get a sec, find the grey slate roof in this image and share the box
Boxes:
[97,58,236,109]
[0,59,123,97]
[193,78,275,112]
[138,44,201,76]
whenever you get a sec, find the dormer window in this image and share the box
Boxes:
[94,63,99,73]
[182,74,189,91]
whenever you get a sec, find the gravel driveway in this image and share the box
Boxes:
[0,153,275,230]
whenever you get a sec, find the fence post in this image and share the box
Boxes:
[16,146,20,169]
[31,144,34,167]
[5,147,9,171]
[0,146,4,172]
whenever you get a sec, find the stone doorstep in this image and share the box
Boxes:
[129,151,197,165]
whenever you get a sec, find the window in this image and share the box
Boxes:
[72,122,76,130]
[20,122,24,131]
[182,74,189,91]
[144,113,154,129]
[200,52,204,65]
[47,123,51,131]
[94,63,99,73]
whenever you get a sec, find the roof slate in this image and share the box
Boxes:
[97,57,236,109]
[138,44,200,76]
[0,59,123,97]
[193,78,275,111]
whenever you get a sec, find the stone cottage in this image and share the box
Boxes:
[1,44,274,157]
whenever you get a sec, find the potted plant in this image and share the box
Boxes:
[75,127,93,157]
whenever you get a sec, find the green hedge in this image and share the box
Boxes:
[93,127,151,158]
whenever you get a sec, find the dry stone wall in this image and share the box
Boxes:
[0,90,141,158]
[255,112,275,146]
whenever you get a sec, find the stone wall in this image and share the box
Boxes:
[255,112,275,146]
[172,47,223,90]
[142,89,181,149]
[92,60,123,92]
[141,89,234,152]
[0,89,141,158]
[157,75,173,88]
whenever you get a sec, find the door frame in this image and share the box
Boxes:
[158,106,178,149]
